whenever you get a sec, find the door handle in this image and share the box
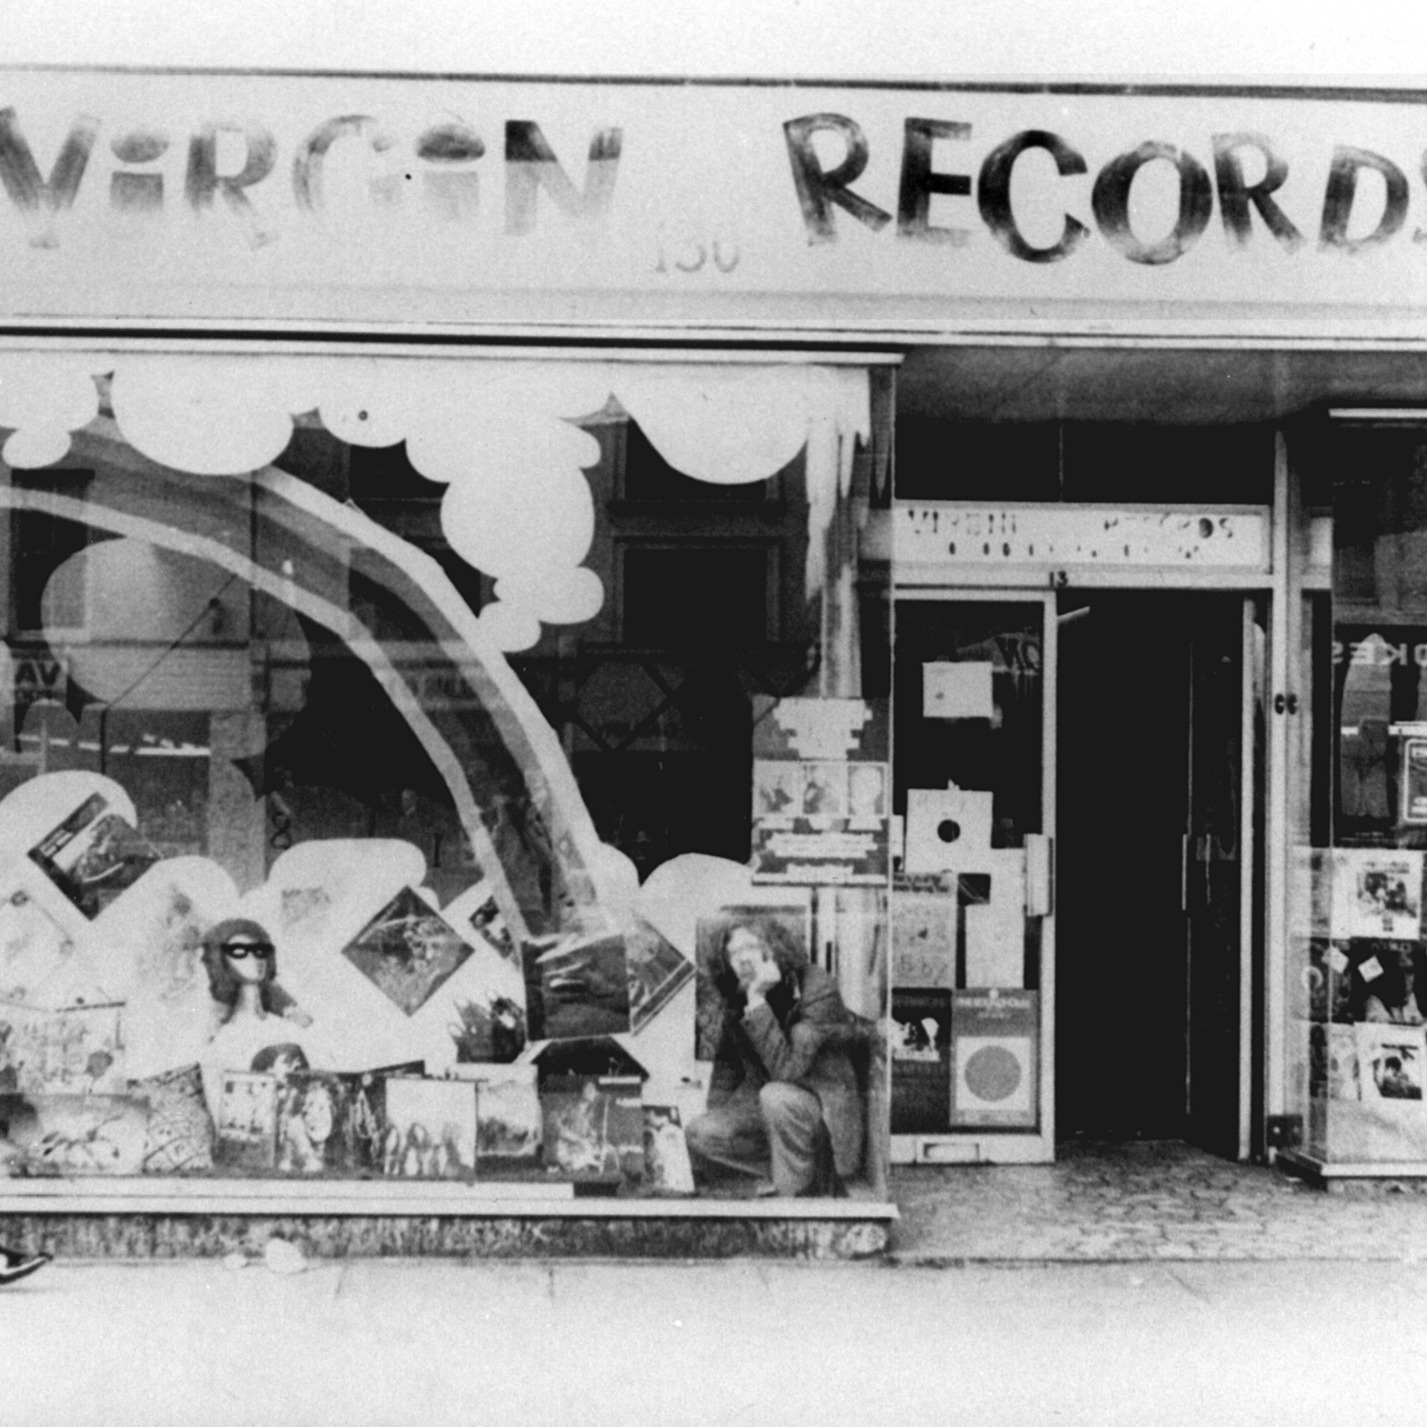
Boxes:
[1026,833,1053,916]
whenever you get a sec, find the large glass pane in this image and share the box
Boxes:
[0,355,890,1200]
[1312,426,1427,1164]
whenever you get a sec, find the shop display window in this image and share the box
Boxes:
[0,351,890,1201]
[1295,424,1427,1165]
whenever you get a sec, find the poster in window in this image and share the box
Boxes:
[28,793,160,919]
[749,698,889,887]
[1330,849,1423,941]
[949,989,1038,1129]
[891,987,952,1134]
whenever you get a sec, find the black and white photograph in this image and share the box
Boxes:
[0,6,1422,1424]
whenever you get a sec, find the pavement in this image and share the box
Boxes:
[889,1138,1427,1263]
[7,1142,1427,1427]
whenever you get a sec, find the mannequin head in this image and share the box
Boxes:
[201,917,279,1015]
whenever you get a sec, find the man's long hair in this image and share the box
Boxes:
[709,911,807,1006]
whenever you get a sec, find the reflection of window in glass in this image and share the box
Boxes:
[619,545,774,648]
[9,469,94,632]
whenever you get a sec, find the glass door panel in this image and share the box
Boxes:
[890,592,1053,1162]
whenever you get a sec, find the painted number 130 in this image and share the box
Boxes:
[654,229,740,274]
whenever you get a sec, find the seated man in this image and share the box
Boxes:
[686,915,862,1197]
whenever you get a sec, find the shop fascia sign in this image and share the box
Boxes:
[0,75,1424,318]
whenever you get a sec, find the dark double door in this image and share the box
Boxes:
[1055,592,1250,1157]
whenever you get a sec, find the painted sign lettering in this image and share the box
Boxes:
[0,107,622,248]
[784,114,1424,262]
[0,75,1424,329]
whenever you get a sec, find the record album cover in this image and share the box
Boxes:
[380,1076,477,1179]
[342,886,475,1016]
[214,1070,278,1171]
[28,793,160,919]
[625,920,694,1034]
[274,1071,353,1174]
[521,931,631,1042]
[642,1104,695,1195]
[446,1062,543,1164]
[541,1074,645,1183]
[891,987,953,1134]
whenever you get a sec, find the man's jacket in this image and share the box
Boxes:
[709,962,864,1177]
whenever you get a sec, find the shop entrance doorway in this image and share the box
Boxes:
[1055,592,1255,1158]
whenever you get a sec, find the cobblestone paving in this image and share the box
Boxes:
[888,1140,1427,1263]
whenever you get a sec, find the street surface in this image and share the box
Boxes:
[6,1254,1421,1426]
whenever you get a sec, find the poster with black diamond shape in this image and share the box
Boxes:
[949,988,1037,1129]
[342,887,474,1016]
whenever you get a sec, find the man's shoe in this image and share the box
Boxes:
[0,1248,50,1285]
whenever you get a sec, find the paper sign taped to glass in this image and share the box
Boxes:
[949,989,1038,1129]
[922,661,995,720]
[904,786,995,876]
[751,761,890,885]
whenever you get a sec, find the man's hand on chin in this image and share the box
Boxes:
[744,954,781,1010]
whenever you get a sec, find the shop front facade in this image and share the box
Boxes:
[0,70,1421,1251]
